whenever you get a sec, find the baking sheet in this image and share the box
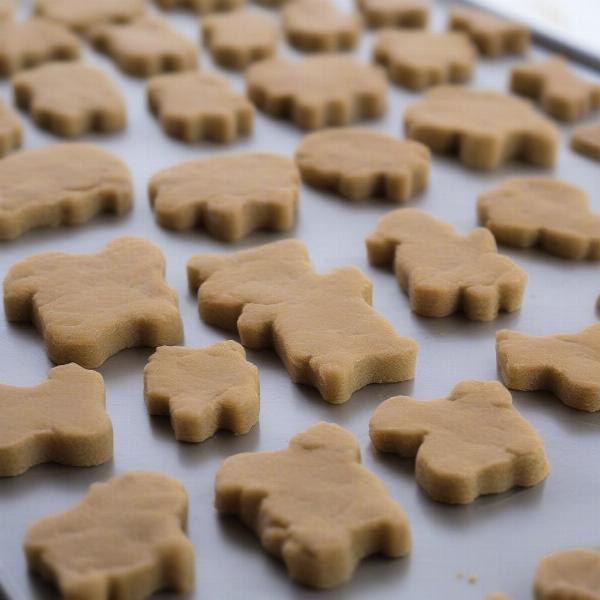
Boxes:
[1,1,600,598]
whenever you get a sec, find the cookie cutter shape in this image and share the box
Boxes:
[187,239,417,404]
[0,98,22,158]
[148,71,254,143]
[215,422,411,588]
[24,471,195,599]
[497,324,600,412]
[144,341,259,443]
[478,178,600,260]
[0,143,132,241]
[246,54,387,130]
[404,86,558,170]
[149,153,298,240]
[155,0,245,13]
[0,364,112,477]
[295,127,429,202]
[374,30,476,90]
[571,123,600,161]
[369,380,550,504]
[367,208,527,320]
[3,237,183,368]
[535,549,600,600]
[357,0,428,28]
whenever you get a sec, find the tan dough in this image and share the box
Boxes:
[497,324,600,412]
[0,364,112,477]
[0,143,132,241]
[3,237,183,368]
[535,549,600,600]
[0,18,80,77]
[404,86,558,170]
[187,239,417,404]
[144,341,259,443]
[357,0,428,28]
[571,123,600,161]
[0,98,22,158]
[202,10,278,70]
[147,71,254,143]
[149,153,298,240]
[295,127,429,202]
[215,422,411,588]
[89,17,198,78]
[155,0,245,13]
[367,208,527,320]
[478,178,600,259]
[486,594,512,600]
[370,380,550,504]
[25,471,195,600]
[282,0,362,52]
[374,30,476,90]
[246,54,387,130]
[0,0,13,21]
[449,6,529,56]
[13,62,126,138]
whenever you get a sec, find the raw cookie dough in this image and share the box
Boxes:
[404,86,558,170]
[449,6,529,56]
[147,71,254,143]
[373,30,476,90]
[535,549,600,600]
[0,99,22,158]
[511,56,600,122]
[3,237,183,368]
[0,364,112,477]
[155,0,245,13]
[0,0,12,21]
[144,341,259,443]
[282,0,362,52]
[215,422,411,588]
[187,239,417,403]
[357,0,428,28]
[89,17,198,78]
[13,62,126,138]
[478,178,600,259]
[369,380,550,504]
[0,18,80,77]
[202,10,278,70]
[24,471,195,600]
[366,208,527,320]
[149,153,298,240]
[0,143,132,241]
[571,123,600,161]
[295,128,430,202]
[246,54,387,130]
[496,324,600,412]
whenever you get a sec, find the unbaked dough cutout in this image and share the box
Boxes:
[149,153,298,240]
[246,54,387,130]
[357,0,428,28]
[0,0,13,21]
[187,239,417,403]
[535,549,600,600]
[155,0,245,14]
[571,123,600,161]
[369,380,550,504]
[25,471,195,599]
[295,128,429,202]
[367,208,527,320]
[0,364,112,477]
[215,422,411,588]
[3,237,183,368]
[0,99,22,158]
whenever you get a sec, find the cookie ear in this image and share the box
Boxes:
[187,255,228,292]
[290,422,361,462]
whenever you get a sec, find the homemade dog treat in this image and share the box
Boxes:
[0,99,22,157]
[282,0,362,52]
[404,86,558,170]
[0,18,80,77]
[3,237,183,368]
[155,0,245,13]
[449,6,530,56]
[0,364,112,477]
[295,128,430,202]
[511,56,600,122]
[202,10,278,70]
[373,30,476,90]
[497,324,600,412]
[367,208,527,320]
[246,55,387,130]
[187,239,417,403]
[215,422,411,588]
[149,153,298,240]
[478,178,600,259]
[369,380,550,504]
[144,341,259,443]
[535,549,600,600]
[13,62,126,138]
[147,71,254,143]
[0,144,132,241]
[89,17,198,78]
[571,123,600,161]
[357,0,428,28]
[24,471,195,600]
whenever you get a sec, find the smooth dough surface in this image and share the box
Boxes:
[571,123,600,161]
[535,549,600,600]
[357,0,428,28]
[0,98,22,157]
